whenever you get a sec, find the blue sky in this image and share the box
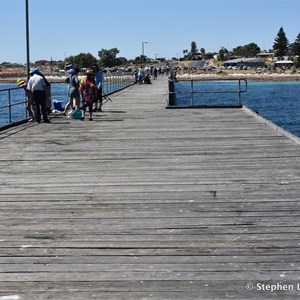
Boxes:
[1,0,299,63]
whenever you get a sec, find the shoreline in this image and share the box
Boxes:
[0,76,66,84]
[1,69,300,84]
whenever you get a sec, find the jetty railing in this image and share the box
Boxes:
[0,86,27,127]
[167,78,248,108]
[0,72,135,129]
[103,73,135,95]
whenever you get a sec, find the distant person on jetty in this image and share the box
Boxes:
[27,68,50,124]
[134,69,138,83]
[143,73,152,84]
[153,67,158,80]
[91,64,103,112]
[79,69,97,121]
[63,68,80,115]
[16,78,35,123]
[137,66,144,84]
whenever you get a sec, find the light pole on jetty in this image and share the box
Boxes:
[25,0,30,81]
[141,41,148,68]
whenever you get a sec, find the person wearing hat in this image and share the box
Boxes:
[79,69,97,121]
[27,68,50,124]
[91,63,103,112]
[63,68,80,115]
[16,78,35,122]
[31,68,51,114]
[64,62,73,71]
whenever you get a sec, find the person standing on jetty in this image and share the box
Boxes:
[91,64,103,112]
[16,78,35,123]
[27,68,50,124]
[137,66,144,84]
[34,69,51,114]
[63,68,80,115]
[153,67,158,80]
[79,69,97,121]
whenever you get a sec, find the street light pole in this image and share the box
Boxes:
[25,0,30,80]
[141,41,148,67]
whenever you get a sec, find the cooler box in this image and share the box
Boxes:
[53,100,62,111]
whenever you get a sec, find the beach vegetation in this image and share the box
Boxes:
[182,41,201,60]
[219,47,229,61]
[290,33,300,67]
[190,41,198,59]
[98,48,122,68]
[232,43,261,58]
[64,52,97,69]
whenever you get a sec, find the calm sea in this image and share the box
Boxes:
[1,81,300,137]
[173,80,300,137]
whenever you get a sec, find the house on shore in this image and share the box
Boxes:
[223,57,266,68]
[274,60,294,68]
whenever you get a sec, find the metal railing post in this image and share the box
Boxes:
[166,78,248,107]
[8,90,12,123]
[191,80,194,106]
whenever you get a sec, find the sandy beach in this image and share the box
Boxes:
[175,70,300,81]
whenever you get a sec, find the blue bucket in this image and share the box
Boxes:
[53,100,62,111]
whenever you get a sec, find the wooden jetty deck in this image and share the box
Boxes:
[0,77,300,299]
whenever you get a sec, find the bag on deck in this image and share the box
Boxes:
[72,108,82,119]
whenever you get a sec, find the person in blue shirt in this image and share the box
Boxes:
[91,64,103,112]
[63,68,80,115]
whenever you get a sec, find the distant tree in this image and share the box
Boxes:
[132,55,149,65]
[190,41,198,59]
[65,53,97,69]
[273,27,289,57]
[98,48,120,67]
[183,49,188,60]
[200,48,205,55]
[245,43,261,57]
[115,57,128,66]
[290,33,300,56]
[132,56,140,64]
[157,57,166,62]
[291,33,300,67]
[219,47,228,60]
[232,43,260,57]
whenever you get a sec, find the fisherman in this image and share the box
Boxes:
[27,68,50,124]
[91,64,103,112]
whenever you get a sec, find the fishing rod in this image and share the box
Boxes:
[102,95,112,105]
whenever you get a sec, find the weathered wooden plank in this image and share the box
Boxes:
[0,262,299,273]
[0,77,299,299]
[0,291,295,300]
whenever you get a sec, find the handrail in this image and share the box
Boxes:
[0,86,27,125]
[168,78,248,107]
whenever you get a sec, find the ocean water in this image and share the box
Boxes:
[172,80,300,137]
